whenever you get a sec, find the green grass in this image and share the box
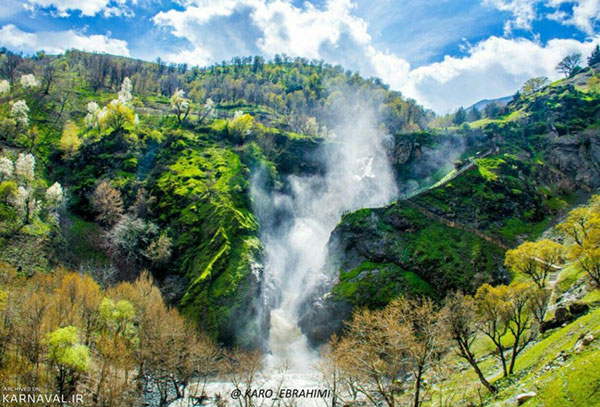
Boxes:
[333,261,434,307]
[555,263,587,294]
[491,308,600,407]
[430,306,600,407]
[65,215,109,264]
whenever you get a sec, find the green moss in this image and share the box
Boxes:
[152,137,260,343]
[475,156,506,181]
[333,261,434,307]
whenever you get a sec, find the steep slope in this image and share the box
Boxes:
[0,49,430,346]
[300,65,600,344]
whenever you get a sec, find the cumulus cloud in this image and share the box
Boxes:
[549,0,600,34]
[485,0,600,35]
[483,0,538,33]
[23,0,136,17]
[0,24,130,55]
[152,0,599,113]
[398,36,599,112]
[153,0,373,65]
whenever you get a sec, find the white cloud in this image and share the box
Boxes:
[0,24,131,56]
[153,0,373,65]
[398,36,599,113]
[23,0,136,17]
[549,0,600,34]
[485,0,600,35]
[484,0,537,33]
[152,0,599,113]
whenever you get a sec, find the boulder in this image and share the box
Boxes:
[516,392,537,405]
[568,301,589,316]
[541,306,572,332]
[574,333,594,353]
[582,333,594,346]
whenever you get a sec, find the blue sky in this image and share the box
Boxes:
[0,0,599,112]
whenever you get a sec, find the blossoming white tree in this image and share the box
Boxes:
[197,98,215,124]
[88,77,136,132]
[11,100,30,127]
[170,89,190,124]
[45,182,65,223]
[20,74,40,89]
[13,186,40,225]
[85,101,100,128]
[118,77,133,104]
[14,153,35,183]
[0,79,10,95]
[45,182,63,206]
[0,157,13,181]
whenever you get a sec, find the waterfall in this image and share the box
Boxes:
[251,99,398,373]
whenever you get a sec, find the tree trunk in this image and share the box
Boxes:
[414,364,423,407]
[509,334,521,375]
[458,340,497,394]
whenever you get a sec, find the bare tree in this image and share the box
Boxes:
[441,292,497,394]
[221,349,263,407]
[91,181,124,227]
[333,297,446,407]
[556,53,582,77]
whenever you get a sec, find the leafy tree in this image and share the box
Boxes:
[99,100,135,132]
[484,102,503,118]
[45,326,90,397]
[59,122,82,159]
[228,111,254,142]
[505,239,563,288]
[144,234,172,265]
[467,106,482,122]
[475,282,535,376]
[556,53,582,77]
[557,195,600,285]
[504,282,535,374]
[453,106,467,125]
[95,297,138,406]
[475,283,510,376]
[521,77,549,95]
[528,286,551,327]
[588,44,600,66]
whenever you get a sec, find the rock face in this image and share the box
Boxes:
[298,201,506,345]
[545,132,600,189]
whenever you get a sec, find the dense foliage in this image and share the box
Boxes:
[1,47,600,407]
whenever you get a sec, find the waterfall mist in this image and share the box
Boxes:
[251,93,398,371]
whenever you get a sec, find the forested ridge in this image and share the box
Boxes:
[0,46,600,407]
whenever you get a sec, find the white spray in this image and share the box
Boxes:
[251,96,398,375]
